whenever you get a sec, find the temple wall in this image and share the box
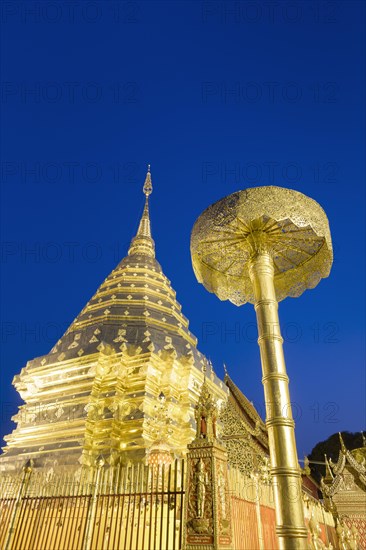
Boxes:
[231,497,260,549]
[228,467,337,550]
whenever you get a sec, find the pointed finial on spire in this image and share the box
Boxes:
[303,456,311,476]
[223,363,230,382]
[128,165,155,258]
[323,454,334,482]
[143,164,153,197]
[339,432,347,454]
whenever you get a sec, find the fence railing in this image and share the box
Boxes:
[0,460,185,550]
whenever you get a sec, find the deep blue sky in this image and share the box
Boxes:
[0,0,365,459]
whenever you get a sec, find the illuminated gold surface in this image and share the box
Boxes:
[0,176,343,549]
[249,251,308,549]
[191,186,333,550]
[191,186,332,305]
[0,459,339,550]
[184,380,234,550]
[0,168,227,473]
[0,460,186,549]
[322,434,366,514]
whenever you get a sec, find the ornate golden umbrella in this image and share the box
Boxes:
[191,186,333,550]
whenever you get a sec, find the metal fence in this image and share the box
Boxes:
[0,460,185,550]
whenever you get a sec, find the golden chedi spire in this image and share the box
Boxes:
[128,165,155,258]
[0,166,228,473]
[48,163,199,360]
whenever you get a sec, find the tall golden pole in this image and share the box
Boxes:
[190,186,333,550]
[249,252,307,547]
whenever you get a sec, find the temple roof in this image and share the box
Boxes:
[224,372,269,453]
[21,168,210,373]
[321,433,366,497]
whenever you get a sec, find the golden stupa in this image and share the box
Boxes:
[0,167,228,474]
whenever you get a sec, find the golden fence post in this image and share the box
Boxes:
[82,455,105,550]
[4,460,33,550]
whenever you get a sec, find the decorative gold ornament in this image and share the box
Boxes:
[191,186,333,550]
[191,186,332,305]
[183,378,233,549]
[146,439,173,467]
[146,392,173,467]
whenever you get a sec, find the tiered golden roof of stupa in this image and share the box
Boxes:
[0,168,228,473]
[29,167,199,365]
